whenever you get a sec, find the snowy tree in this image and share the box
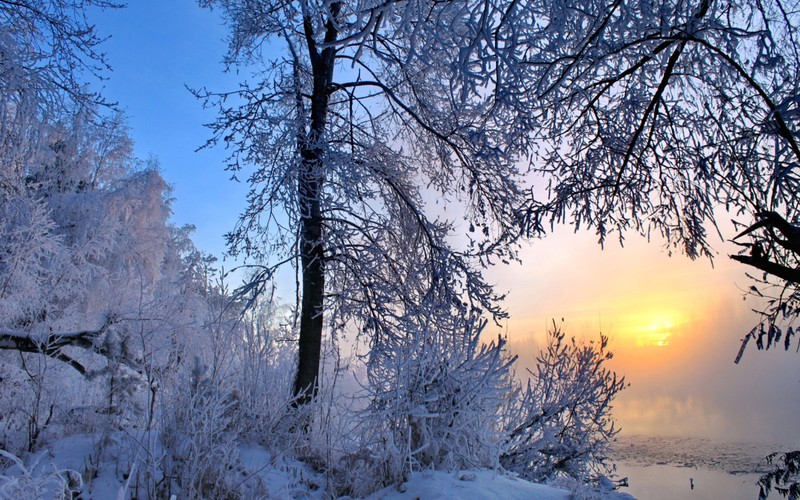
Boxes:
[0,105,184,449]
[0,108,172,371]
[0,0,121,113]
[0,0,227,456]
[199,0,539,401]
[496,0,800,338]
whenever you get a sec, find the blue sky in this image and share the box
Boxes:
[90,1,247,263]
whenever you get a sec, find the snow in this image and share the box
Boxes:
[0,434,637,499]
[366,470,572,500]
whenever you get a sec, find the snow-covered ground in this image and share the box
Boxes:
[367,470,572,499]
[366,469,637,499]
[0,433,635,499]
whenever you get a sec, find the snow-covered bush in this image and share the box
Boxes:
[153,280,306,499]
[502,322,626,484]
[0,449,82,500]
[228,289,298,446]
[159,357,243,499]
[342,311,515,495]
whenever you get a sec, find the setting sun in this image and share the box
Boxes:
[635,315,678,347]
[605,307,689,349]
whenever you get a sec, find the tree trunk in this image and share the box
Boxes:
[294,151,325,403]
[292,6,340,403]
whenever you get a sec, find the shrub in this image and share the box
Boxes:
[343,313,515,494]
[502,321,626,483]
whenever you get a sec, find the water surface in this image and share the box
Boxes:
[611,435,793,499]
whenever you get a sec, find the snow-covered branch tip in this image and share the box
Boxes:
[0,321,115,376]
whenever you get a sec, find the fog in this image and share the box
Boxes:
[493,225,800,445]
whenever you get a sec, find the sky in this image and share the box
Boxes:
[88,1,800,445]
[89,1,248,263]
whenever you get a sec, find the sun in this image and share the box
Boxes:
[636,316,676,347]
[617,310,686,348]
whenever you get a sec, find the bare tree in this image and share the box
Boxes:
[198,0,538,401]
[491,0,800,339]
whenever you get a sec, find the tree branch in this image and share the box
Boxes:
[730,254,800,283]
[0,322,111,376]
[740,211,800,255]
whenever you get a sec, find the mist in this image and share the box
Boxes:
[494,226,800,445]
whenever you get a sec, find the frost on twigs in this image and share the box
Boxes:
[337,311,515,496]
[502,321,626,485]
[0,449,82,500]
[758,451,800,500]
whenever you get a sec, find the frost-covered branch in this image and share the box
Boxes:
[0,322,120,376]
[503,322,626,483]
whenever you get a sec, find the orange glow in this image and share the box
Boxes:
[491,224,798,440]
[616,310,688,348]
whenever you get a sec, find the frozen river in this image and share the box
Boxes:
[611,435,796,499]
